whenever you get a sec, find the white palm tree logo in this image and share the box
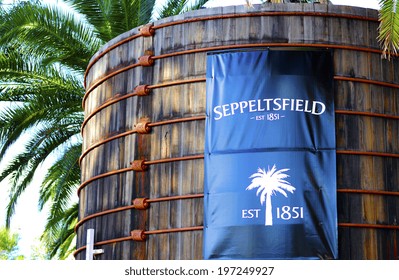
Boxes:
[246,165,296,226]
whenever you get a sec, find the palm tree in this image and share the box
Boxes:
[246,165,295,226]
[0,0,209,259]
[0,2,86,258]
[378,0,399,59]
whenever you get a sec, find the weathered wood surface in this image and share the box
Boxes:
[76,3,398,260]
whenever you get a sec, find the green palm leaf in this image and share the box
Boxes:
[41,203,78,259]
[0,3,101,71]
[0,123,80,225]
[155,0,209,20]
[65,0,156,42]
[378,0,399,59]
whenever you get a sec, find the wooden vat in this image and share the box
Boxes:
[75,3,399,260]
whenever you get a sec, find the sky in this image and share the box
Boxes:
[0,0,381,259]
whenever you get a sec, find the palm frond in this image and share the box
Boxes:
[277,182,296,193]
[0,98,82,160]
[0,48,84,101]
[267,164,277,176]
[248,167,267,179]
[0,3,100,71]
[1,123,80,226]
[378,0,399,59]
[65,0,156,42]
[39,142,81,212]
[273,187,288,197]
[155,0,209,20]
[246,165,295,198]
[41,202,78,259]
[186,0,209,11]
[125,0,156,29]
[0,49,83,160]
[256,184,266,196]
[246,176,263,190]
[156,0,188,19]
[273,168,290,177]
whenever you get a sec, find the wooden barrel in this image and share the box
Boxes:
[75,3,399,260]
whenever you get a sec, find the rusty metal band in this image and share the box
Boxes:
[81,91,139,134]
[81,108,396,167]
[79,128,138,166]
[74,194,204,233]
[73,220,399,258]
[336,150,399,158]
[338,223,399,230]
[146,193,204,203]
[75,189,397,233]
[77,166,133,196]
[82,62,140,108]
[80,135,396,173]
[73,246,86,257]
[145,226,204,236]
[335,110,399,120]
[144,154,204,165]
[147,115,206,128]
[75,189,399,236]
[78,154,204,196]
[84,33,142,86]
[74,221,399,258]
[84,11,379,85]
[334,76,399,89]
[337,189,399,197]
[151,43,384,61]
[73,235,133,258]
[83,42,390,110]
[73,225,203,258]
[78,150,397,196]
[80,97,395,166]
[147,77,206,90]
[80,115,205,165]
[81,78,205,134]
[75,189,398,234]
[76,187,397,233]
[81,76,398,135]
[152,12,379,32]
[74,204,136,233]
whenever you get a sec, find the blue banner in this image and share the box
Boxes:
[203,49,337,259]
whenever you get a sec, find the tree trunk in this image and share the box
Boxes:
[265,193,273,226]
